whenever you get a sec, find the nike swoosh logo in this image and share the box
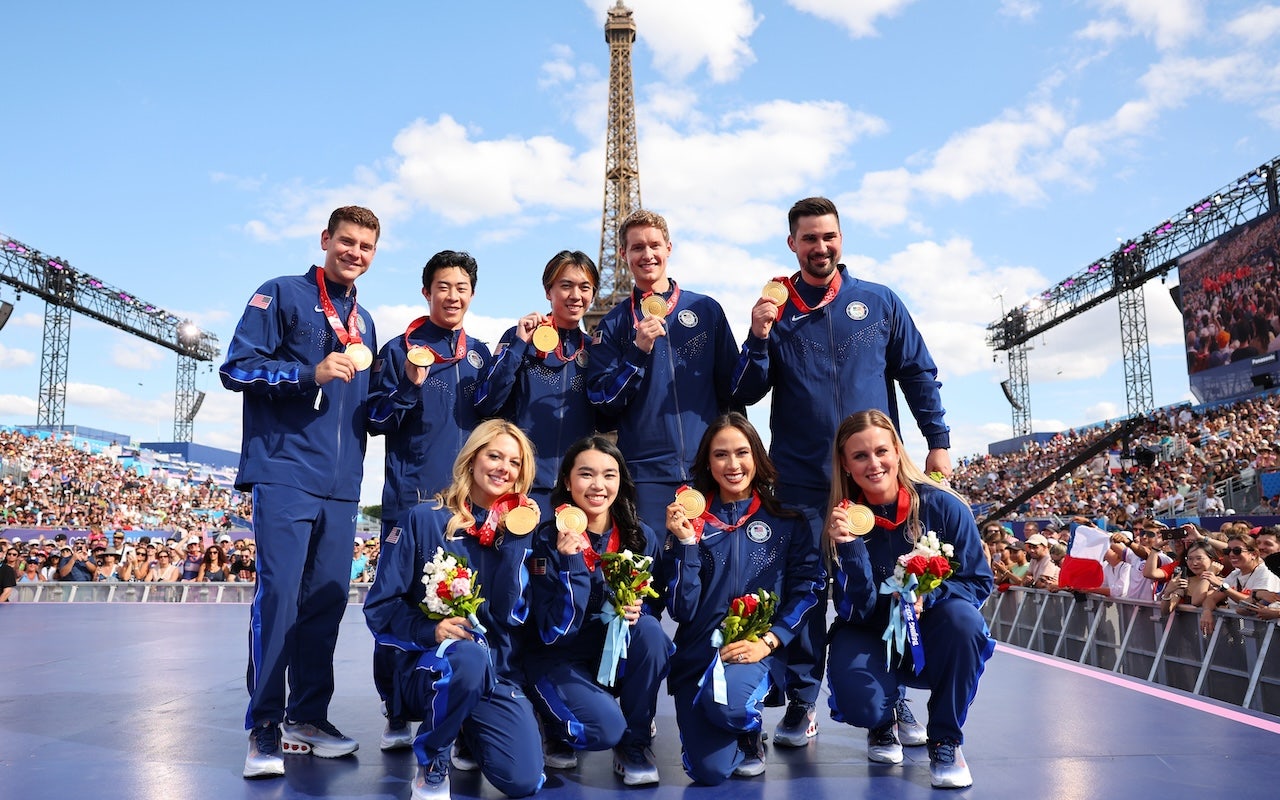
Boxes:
[791,313,810,323]
[315,305,325,313]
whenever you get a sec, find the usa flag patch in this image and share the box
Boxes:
[248,293,273,310]
[386,526,402,545]
[530,557,547,576]
[591,329,603,345]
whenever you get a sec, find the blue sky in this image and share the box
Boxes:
[2,0,1279,506]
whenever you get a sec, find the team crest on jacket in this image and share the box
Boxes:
[575,349,588,367]
[846,301,868,320]
[745,520,772,542]
[467,351,484,369]
[677,309,698,328]
[356,315,368,334]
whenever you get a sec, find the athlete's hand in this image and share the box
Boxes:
[750,296,779,339]
[514,312,544,343]
[634,315,666,354]
[435,615,475,644]
[666,501,696,542]
[555,527,584,556]
[315,351,357,385]
[924,449,952,480]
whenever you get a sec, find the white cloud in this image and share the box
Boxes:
[110,341,166,371]
[1090,0,1205,50]
[540,44,579,88]
[586,0,761,82]
[999,0,1040,21]
[0,343,36,369]
[786,0,919,38]
[1225,5,1280,47]
[0,394,37,417]
[916,105,1068,204]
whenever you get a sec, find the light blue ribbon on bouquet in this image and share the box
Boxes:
[879,574,925,674]
[696,630,729,705]
[435,611,489,658]
[596,605,631,687]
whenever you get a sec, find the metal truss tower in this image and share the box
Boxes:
[1,234,221,441]
[987,156,1279,430]
[1006,345,1032,437]
[585,0,642,333]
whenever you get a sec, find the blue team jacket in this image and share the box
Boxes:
[218,265,375,500]
[367,320,491,529]
[731,265,949,493]
[586,283,739,484]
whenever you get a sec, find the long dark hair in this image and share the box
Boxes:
[551,436,646,553]
[691,412,797,519]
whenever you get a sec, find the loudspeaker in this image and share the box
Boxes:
[0,300,13,331]
[1000,379,1023,410]
[1252,373,1277,389]
[1168,284,1181,314]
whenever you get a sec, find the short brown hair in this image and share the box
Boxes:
[327,206,381,242]
[788,197,839,235]
[618,209,669,247]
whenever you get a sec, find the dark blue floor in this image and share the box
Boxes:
[2,602,1277,799]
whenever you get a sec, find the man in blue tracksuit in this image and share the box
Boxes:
[220,206,380,779]
[586,209,740,530]
[474,250,601,515]
[731,196,951,747]
[368,250,491,537]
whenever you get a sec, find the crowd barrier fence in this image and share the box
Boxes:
[8,581,373,604]
[983,586,1280,718]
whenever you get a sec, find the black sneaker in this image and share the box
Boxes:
[412,752,451,800]
[928,739,972,788]
[866,722,903,764]
[613,740,659,785]
[772,701,817,747]
[732,731,766,777]
[544,737,578,770]
[381,718,413,751]
[281,719,358,757]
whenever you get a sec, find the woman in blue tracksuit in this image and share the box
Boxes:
[526,435,672,785]
[662,412,823,786]
[474,251,601,515]
[823,409,994,791]
[364,419,545,800]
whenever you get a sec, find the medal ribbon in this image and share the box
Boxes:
[315,269,362,346]
[582,522,620,573]
[856,485,911,531]
[629,281,682,326]
[687,490,762,539]
[534,320,587,362]
[467,493,522,547]
[778,270,842,314]
[403,316,469,365]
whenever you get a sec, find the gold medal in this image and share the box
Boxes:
[503,504,539,536]
[531,324,560,353]
[762,280,788,306]
[675,488,706,519]
[845,503,874,537]
[345,342,373,371]
[556,505,588,536]
[641,295,669,319]
[406,346,436,367]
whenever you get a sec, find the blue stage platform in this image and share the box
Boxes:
[2,602,1277,799]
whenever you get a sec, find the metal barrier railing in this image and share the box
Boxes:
[983,587,1280,717]
[8,581,372,604]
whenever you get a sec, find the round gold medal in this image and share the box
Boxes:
[845,503,874,536]
[762,280,788,306]
[345,342,373,371]
[641,295,669,319]
[503,504,539,536]
[556,505,588,536]
[406,346,436,367]
[531,325,560,353]
[675,488,706,519]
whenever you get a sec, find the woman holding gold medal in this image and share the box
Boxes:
[822,410,993,790]
[364,419,545,800]
[475,251,602,515]
[525,435,672,786]
[662,413,823,785]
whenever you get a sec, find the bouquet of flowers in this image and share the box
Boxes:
[420,547,487,651]
[719,589,778,644]
[880,530,955,674]
[595,549,660,686]
[702,589,779,705]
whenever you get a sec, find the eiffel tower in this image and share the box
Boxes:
[585,0,642,333]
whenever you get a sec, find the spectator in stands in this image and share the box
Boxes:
[196,545,232,582]
[1200,533,1280,637]
[56,542,97,581]
[350,538,369,583]
[232,546,257,583]
[147,550,181,582]
[180,538,203,581]
[19,557,43,584]
[1022,534,1059,589]
[1158,540,1221,613]
[94,550,124,581]
[992,540,1028,585]
[1,548,18,601]
[125,549,150,582]
[1197,484,1226,515]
